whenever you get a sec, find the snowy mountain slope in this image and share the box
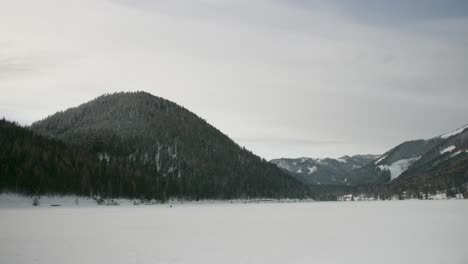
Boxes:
[373,138,443,167]
[272,123,468,188]
[392,149,468,195]
[399,126,468,179]
[376,156,421,180]
[346,138,443,185]
[439,123,468,139]
[270,155,379,185]
[349,123,468,185]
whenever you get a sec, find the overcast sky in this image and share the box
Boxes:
[1,0,467,159]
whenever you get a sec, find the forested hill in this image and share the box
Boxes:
[28,92,308,200]
[0,119,117,196]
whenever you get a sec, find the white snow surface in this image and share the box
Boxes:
[97,152,110,162]
[440,145,456,154]
[307,166,318,174]
[440,124,468,139]
[378,156,421,180]
[374,155,387,164]
[276,161,290,170]
[316,158,327,165]
[450,150,463,157]
[336,158,347,163]
[1,200,467,264]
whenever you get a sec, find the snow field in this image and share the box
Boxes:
[1,200,467,264]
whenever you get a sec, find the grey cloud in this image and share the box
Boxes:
[288,0,468,25]
[1,0,467,159]
[0,56,35,77]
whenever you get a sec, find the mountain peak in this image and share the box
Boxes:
[29,92,307,200]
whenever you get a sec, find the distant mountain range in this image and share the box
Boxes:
[270,154,380,185]
[271,124,468,195]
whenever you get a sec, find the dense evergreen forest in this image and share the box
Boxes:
[0,119,150,198]
[1,119,308,200]
[2,92,309,200]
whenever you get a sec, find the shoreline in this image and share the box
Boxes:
[1,192,465,209]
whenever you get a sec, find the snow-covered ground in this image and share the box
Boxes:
[1,200,467,264]
[440,145,456,154]
[0,193,310,208]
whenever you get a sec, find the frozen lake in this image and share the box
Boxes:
[1,200,467,264]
